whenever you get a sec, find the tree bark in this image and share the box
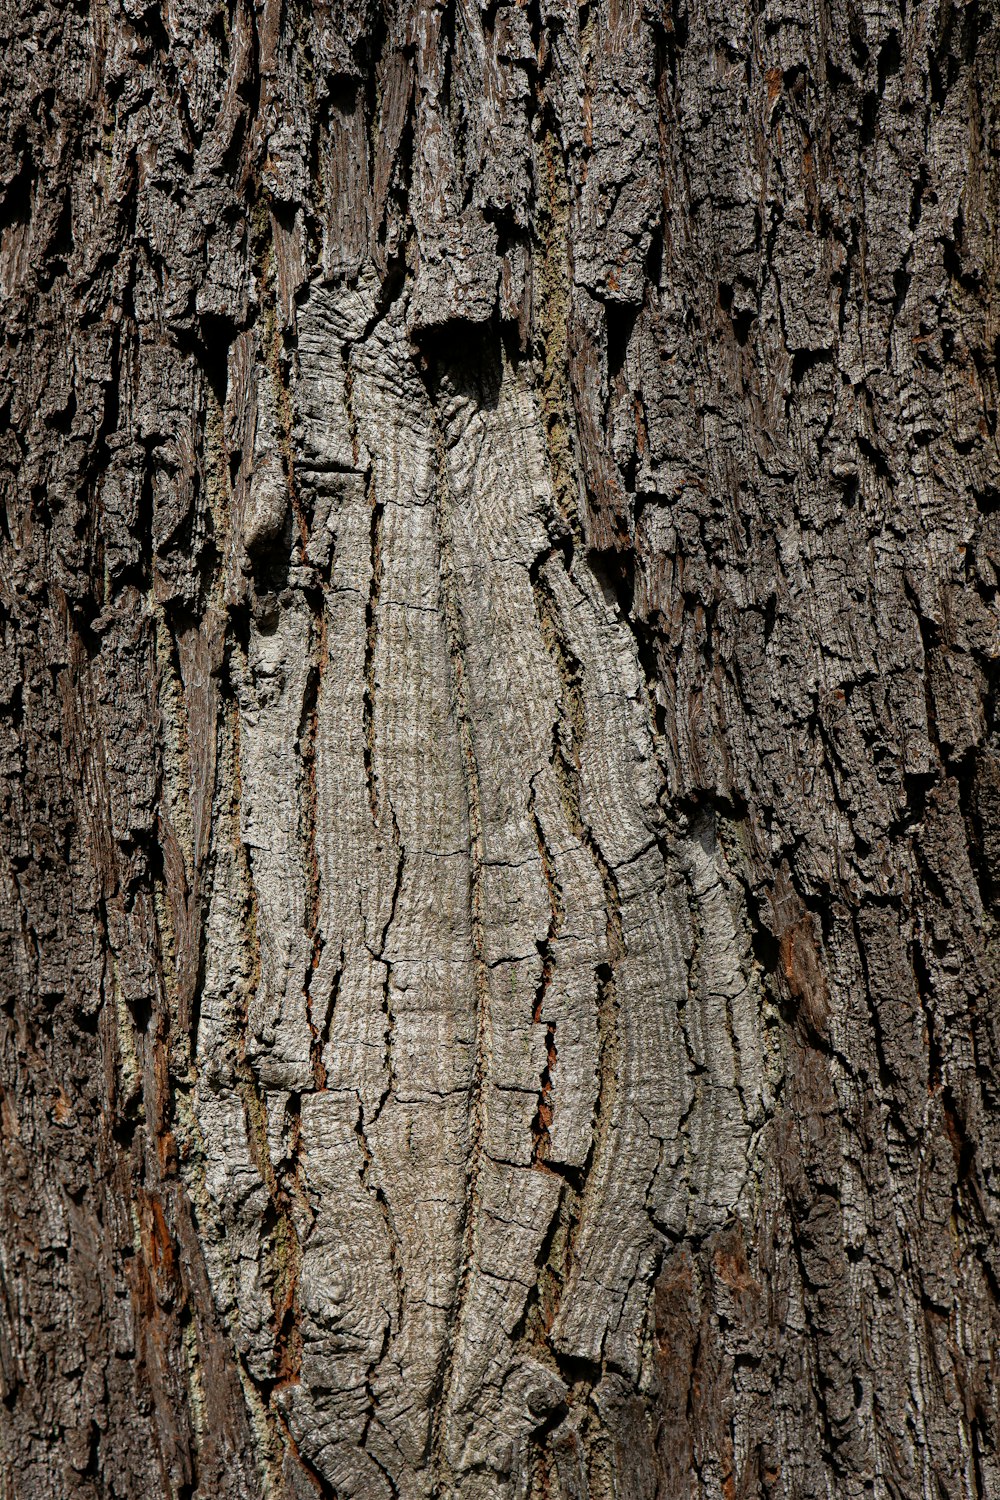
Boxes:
[1,0,999,1494]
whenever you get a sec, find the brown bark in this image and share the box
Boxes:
[1,0,999,1495]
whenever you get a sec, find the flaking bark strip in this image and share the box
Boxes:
[230,698,307,1400]
[232,907,318,1484]
[256,209,305,546]
[532,560,624,959]
[527,552,628,1414]
[369,805,404,1121]
[354,1096,407,1435]
[427,402,496,1488]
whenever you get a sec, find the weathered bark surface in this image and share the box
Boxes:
[1,0,999,1494]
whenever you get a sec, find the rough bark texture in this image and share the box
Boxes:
[1,0,999,1494]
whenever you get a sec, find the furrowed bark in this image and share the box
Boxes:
[0,0,998,1496]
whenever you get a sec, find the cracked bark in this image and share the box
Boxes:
[1,0,999,1496]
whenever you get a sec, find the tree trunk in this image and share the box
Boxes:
[1,0,999,1494]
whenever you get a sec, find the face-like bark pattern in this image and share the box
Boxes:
[188,283,768,1494]
[0,0,998,1495]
